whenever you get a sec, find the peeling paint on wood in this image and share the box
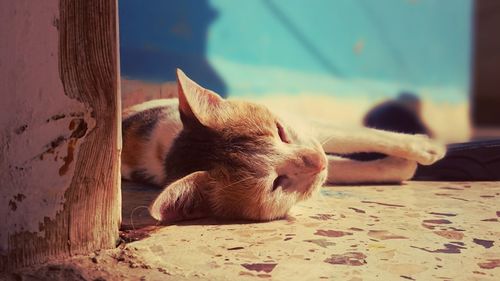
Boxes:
[0,0,95,254]
[0,0,120,270]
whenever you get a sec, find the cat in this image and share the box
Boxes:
[121,69,446,223]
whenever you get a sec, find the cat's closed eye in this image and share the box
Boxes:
[276,122,290,143]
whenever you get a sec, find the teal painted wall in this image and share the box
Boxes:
[120,0,472,102]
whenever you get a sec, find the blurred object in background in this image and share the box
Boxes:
[472,0,500,136]
[414,0,500,181]
[363,92,432,136]
[121,80,177,109]
[415,139,500,181]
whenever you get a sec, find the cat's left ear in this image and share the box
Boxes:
[176,68,225,127]
[149,171,212,223]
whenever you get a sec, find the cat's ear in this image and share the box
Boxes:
[149,171,211,223]
[176,68,224,126]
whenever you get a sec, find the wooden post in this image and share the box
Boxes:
[0,0,121,270]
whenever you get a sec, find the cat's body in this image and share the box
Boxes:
[122,98,182,186]
[122,69,446,222]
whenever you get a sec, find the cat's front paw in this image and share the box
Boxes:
[407,135,446,165]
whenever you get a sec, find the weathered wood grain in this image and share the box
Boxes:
[1,0,120,270]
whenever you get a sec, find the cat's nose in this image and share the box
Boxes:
[301,151,327,174]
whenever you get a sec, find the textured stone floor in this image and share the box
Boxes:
[121,181,499,281]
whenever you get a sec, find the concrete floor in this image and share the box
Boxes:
[120,181,500,281]
[5,181,499,281]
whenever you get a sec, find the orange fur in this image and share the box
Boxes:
[125,69,445,223]
[122,124,144,168]
[155,143,164,163]
[143,69,327,222]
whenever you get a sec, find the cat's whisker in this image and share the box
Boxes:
[321,135,336,145]
[129,205,150,230]
[220,176,254,190]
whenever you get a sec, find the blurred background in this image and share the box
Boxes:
[119,0,499,143]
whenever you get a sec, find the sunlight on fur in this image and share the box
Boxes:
[121,69,446,223]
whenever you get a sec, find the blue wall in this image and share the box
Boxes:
[120,0,472,102]
[120,0,227,95]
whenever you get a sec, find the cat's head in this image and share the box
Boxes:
[150,69,327,222]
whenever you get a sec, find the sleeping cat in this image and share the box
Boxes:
[122,69,446,222]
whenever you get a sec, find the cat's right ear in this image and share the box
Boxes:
[176,68,224,127]
[149,171,212,223]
